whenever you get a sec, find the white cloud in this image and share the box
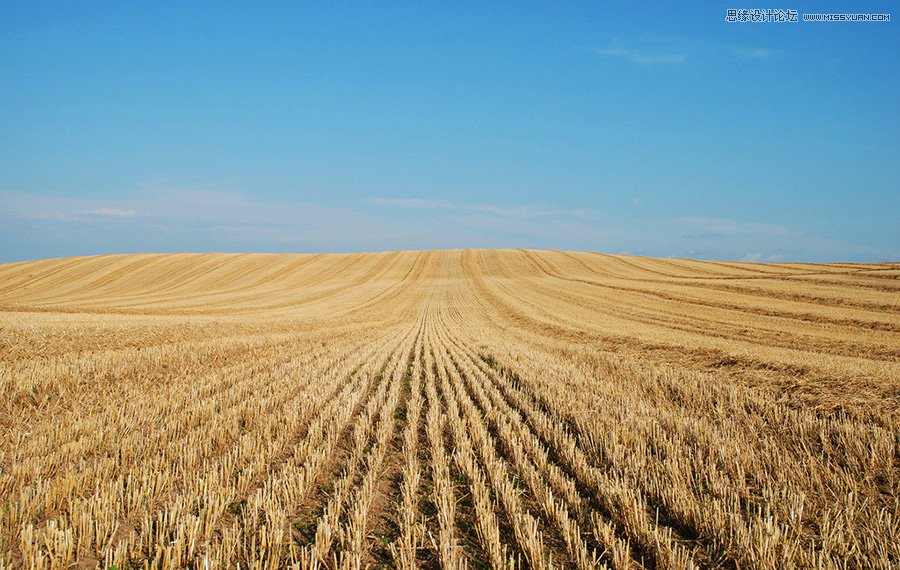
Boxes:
[81,208,136,217]
[0,188,892,263]
[371,198,453,209]
[673,216,792,238]
[593,48,686,65]
[0,187,388,253]
[372,197,594,220]
[591,40,776,66]
[732,47,774,59]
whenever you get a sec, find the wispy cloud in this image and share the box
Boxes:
[673,216,791,238]
[0,192,142,222]
[371,198,451,209]
[81,208,136,217]
[0,189,611,260]
[661,217,834,262]
[591,39,776,66]
[731,46,774,59]
[0,187,388,256]
[593,47,686,65]
[0,188,891,263]
[372,197,594,220]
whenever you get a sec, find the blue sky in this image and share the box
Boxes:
[1,2,897,263]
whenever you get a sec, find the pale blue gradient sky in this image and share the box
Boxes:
[1,2,897,262]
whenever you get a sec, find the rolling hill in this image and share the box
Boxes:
[1,250,898,568]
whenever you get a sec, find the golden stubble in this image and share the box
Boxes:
[0,249,897,569]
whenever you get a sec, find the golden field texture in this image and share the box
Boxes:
[0,249,897,569]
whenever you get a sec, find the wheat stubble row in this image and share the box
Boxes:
[1,249,897,569]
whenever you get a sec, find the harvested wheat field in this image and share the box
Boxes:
[0,249,898,570]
